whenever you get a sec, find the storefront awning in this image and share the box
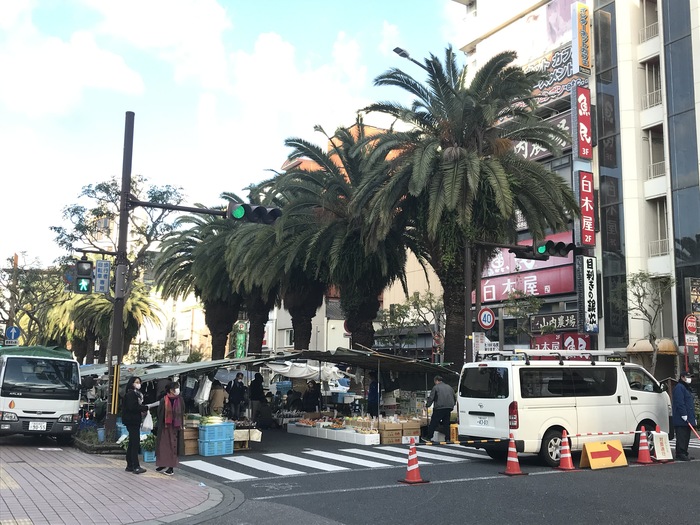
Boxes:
[625,338,678,355]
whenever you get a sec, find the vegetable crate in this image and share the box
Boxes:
[198,438,234,457]
[142,450,156,462]
[198,422,234,441]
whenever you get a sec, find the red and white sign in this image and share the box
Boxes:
[532,332,592,352]
[573,86,593,160]
[478,307,496,330]
[476,266,575,304]
[577,170,596,247]
[685,314,697,334]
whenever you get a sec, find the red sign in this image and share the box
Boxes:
[532,332,591,351]
[685,314,697,334]
[478,307,496,330]
[574,86,593,160]
[478,266,575,304]
[577,171,595,247]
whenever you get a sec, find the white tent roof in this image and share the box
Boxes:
[266,360,345,381]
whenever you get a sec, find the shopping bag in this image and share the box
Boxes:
[141,411,154,432]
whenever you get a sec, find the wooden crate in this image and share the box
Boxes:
[234,440,250,451]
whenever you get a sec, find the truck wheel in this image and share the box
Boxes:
[632,422,655,456]
[539,429,567,467]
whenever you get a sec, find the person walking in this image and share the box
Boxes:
[422,375,456,442]
[248,373,265,422]
[672,370,697,461]
[367,372,381,418]
[155,382,185,476]
[227,372,247,420]
[122,376,149,474]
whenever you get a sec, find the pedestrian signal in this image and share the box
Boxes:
[74,258,93,294]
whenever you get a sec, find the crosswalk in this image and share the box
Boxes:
[180,444,487,483]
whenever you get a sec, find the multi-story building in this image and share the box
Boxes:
[440,0,700,374]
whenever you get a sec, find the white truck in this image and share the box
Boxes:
[0,347,81,445]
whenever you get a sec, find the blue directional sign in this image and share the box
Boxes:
[6,326,20,340]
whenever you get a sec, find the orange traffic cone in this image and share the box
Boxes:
[398,438,429,484]
[500,433,527,476]
[557,429,576,471]
[637,426,653,465]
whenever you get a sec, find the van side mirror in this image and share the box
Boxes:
[659,382,667,392]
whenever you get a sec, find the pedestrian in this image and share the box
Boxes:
[672,370,697,461]
[208,379,227,415]
[367,372,380,418]
[155,382,185,476]
[226,372,247,420]
[422,375,456,442]
[249,372,265,422]
[302,380,321,413]
[121,376,149,474]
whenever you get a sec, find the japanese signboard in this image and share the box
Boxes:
[514,111,572,162]
[525,46,589,107]
[531,332,591,351]
[572,86,593,160]
[530,312,579,333]
[574,170,596,247]
[94,260,111,294]
[576,255,599,333]
[571,2,592,76]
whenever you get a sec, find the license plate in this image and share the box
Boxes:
[477,416,489,426]
[29,421,47,431]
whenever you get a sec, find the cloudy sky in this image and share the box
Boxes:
[0,0,464,266]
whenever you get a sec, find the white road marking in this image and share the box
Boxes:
[302,450,390,468]
[376,446,465,462]
[224,456,305,476]
[338,448,433,465]
[264,453,349,471]
[180,459,256,481]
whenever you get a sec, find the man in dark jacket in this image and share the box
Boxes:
[226,372,247,420]
[121,376,149,474]
[422,375,456,441]
[672,370,697,461]
[248,373,265,422]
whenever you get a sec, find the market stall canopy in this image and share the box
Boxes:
[80,353,300,384]
[626,338,679,355]
[266,361,345,381]
[0,346,73,359]
[285,348,458,390]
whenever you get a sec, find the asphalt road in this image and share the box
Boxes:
[174,429,700,525]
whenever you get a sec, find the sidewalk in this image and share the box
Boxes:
[0,438,223,525]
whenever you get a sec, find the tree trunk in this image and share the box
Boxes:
[285,282,325,350]
[204,299,240,360]
[649,335,658,376]
[341,291,380,351]
[245,290,275,355]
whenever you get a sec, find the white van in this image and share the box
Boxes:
[457,352,672,466]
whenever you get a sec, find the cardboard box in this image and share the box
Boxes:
[184,439,199,456]
[401,435,421,444]
[402,421,422,431]
[402,428,420,437]
[380,429,402,438]
[234,429,249,441]
[183,428,199,440]
[378,422,402,431]
[380,435,402,445]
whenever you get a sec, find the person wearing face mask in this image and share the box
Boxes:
[672,370,697,461]
[155,382,185,475]
[122,376,149,474]
[226,372,247,421]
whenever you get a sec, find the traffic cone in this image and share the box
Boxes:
[637,426,653,465]
[500,433,527,476]
[557,429,576,471]
[398,438,429,484]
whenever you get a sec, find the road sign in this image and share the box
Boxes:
[478,307,496,330]
[580,440,627,469]
[685,314,697,334]
[5,326,20,340]
[686,334,698,345]
[4,339,18,346]
[94,260,111,293]
[651,431,673,461]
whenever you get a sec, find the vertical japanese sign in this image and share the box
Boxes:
[235,321,247,358]
[572,86,593,160]
[576,255,599,333]
[571,2,592,76]
[94,260,111,293]
[574,171,596,246]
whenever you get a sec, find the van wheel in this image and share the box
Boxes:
[632,422,655,456]
[540,429,567,468]
[486,449,508,461]
[55,435,73,446]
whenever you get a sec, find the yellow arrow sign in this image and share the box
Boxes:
[580,440,627,469]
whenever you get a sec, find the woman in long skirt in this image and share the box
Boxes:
[155,381,184,476]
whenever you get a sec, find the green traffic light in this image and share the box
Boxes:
[536,244,547,254]
[77,278,90,292]
[231,206,245,219]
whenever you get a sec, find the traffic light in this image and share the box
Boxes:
[535,241,577,258]
[226,202,282,224]
[74,258,93,294]
[509,245,549,261]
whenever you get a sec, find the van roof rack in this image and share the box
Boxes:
[475,349,620,364]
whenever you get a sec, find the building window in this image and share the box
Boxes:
[284,329,294,347]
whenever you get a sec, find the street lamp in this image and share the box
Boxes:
[393,47,429,72]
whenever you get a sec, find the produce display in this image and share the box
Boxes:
[199,415,226,426]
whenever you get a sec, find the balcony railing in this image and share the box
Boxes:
[647,161,666,180]
[642,89,662,109]
[649,238,670,257]
[639,22,659,43]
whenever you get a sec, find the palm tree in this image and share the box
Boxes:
[154,210,244,360]
[359,48,579,366]
[274,119,416,350]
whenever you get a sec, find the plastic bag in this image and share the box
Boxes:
[141,411,154,432]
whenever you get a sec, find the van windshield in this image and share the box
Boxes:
[1,358,80,400]
[459,367,508,398]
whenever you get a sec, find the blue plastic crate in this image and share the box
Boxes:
[142,450,156,462]
[116,423,128,437]
[198,422,234,441]
[198,438,233,457]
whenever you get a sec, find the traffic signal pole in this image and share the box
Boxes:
[105,111,134,434]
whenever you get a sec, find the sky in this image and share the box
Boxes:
[0,0,464,266]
